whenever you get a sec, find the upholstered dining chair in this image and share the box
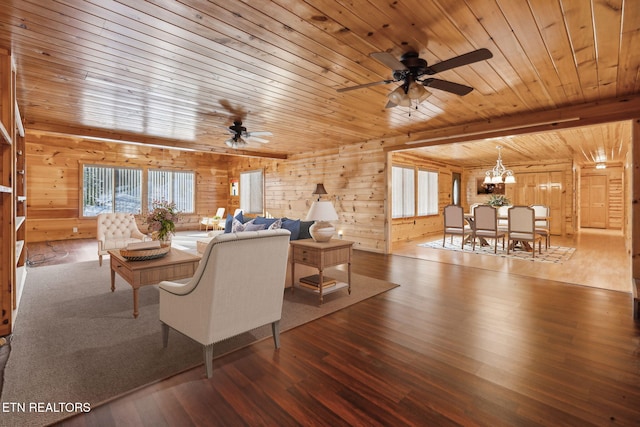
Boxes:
[507,206,544,258]
[96,212,149,266]
[159,229,291,378]
[472,205,506,253]
[496,205,510,232]
[531,204,551,249]
[443,204,473,249]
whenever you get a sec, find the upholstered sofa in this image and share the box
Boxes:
[196,212,316,286]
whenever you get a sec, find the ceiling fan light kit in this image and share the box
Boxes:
[225,120,272,149]
[338,48,493,108]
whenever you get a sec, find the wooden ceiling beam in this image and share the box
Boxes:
[26,127,288,160]
[383,95,640,151]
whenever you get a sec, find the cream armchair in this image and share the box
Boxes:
[96,212,149,266]
[159,229,291,378]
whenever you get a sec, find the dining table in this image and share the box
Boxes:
[463,212,551,252]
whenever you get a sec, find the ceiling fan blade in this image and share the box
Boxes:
[246,131,272,137]
[423,78,474,96]
[370,52,408,71]
[426,48,493,75]
[246,136,269,143]
[337,79,394,93]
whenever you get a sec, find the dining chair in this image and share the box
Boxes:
[200,207,226,231]
[507,206,543,258]
[443,204,473,249]
[472,205,506,253]
[530,204,550,249]
[496,205,510,232]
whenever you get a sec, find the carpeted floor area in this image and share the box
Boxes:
[0,260,398,426]
[419,236,575,263]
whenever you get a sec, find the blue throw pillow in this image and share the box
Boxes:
[281,219,300,240]
[298,220,314,240]
[253,216,278,227]
[224,212,245,233]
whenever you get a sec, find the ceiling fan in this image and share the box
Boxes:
[337,48,493,108]
[225,120,273,149]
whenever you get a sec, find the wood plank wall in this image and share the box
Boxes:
[227,141,388,253]
[25,131,230,242]
[466,162,575,236]
[23,130,626,254]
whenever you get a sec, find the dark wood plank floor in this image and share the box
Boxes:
[23,238,640,426]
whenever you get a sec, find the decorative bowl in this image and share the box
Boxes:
[120,244,171,261]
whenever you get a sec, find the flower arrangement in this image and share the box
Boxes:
[487,194,511,207]
[145,200,180,242]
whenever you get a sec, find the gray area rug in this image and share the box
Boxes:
[419,236,575,263]
[0,261,398,426]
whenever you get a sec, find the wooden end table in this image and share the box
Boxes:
[289,238,354,305]
[108,248,201,318]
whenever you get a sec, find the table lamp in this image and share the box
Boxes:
[306,184,339,242]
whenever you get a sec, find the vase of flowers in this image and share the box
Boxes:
[145,200,180,245]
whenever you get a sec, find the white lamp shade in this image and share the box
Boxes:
[306,201,339,221]
[306,201,339,242]
[504,175,516,184]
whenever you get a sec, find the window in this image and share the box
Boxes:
[417,169,438,215]
[240,169,263,214]
[452,172,461,206]
[392,166,414,218]
[392,165,438,218]
[82,165,195,216]
[148,170,195,213]
[83,165,142,216]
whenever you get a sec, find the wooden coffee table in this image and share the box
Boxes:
[108,248,200,318]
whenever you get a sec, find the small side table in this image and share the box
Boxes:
[289,238,354,305]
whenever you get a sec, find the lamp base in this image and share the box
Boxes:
[309,221,335,242]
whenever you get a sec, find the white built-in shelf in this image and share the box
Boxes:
[14,265,26,314]
[0,121,10,145]
[15,216,25,229]
[16,240,24,262]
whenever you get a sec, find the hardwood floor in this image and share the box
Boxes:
[23,231,640,426]
[392,228,631,293]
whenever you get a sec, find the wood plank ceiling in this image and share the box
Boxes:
[0,1,638,165]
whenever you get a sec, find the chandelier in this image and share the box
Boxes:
[483,145,516,184]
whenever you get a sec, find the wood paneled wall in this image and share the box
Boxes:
[25,131,230,242]
[465,162,575,236]
[228,141,388,253]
